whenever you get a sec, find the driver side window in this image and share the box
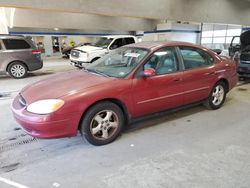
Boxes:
[110,38,123,50]
[143,47,178,75]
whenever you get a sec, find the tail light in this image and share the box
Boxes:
[32,49,41,54]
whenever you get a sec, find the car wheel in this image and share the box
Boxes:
[80,102,124,146]
[204,81,226,110]
[7,62,28,79]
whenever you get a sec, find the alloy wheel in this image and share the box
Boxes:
[212,85,225,106]
[10,64,26,78]
[90,110,119,140]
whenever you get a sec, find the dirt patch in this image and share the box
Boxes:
[238,88,248,91]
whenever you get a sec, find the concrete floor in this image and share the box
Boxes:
[0,57,250,188]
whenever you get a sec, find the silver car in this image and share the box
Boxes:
[0,35,43,79]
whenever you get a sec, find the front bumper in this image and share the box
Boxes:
[11,96,79,139]
[238,61,250,77]
[70,61,89,68]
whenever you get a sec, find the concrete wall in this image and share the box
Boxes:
[141,22,201,44]
[43,36,53,56]
[0,7,8,34]
[170,23,201,43]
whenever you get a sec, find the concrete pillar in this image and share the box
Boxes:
[0,7,8,34]
[43,36,53,56]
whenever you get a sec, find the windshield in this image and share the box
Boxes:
[92,37,113,48]
[85,47,149,78]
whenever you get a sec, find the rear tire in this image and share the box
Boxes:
[204,81,226,110]
[7,62,27,79]
[80,102,124,146]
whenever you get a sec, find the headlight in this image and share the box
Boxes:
[27,99,64,114]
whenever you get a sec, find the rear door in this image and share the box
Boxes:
[178,46,217,104]
[132,47,184,117]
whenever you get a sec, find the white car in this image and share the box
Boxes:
[70,35,137,68]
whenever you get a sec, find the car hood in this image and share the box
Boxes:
[74,45,105,53]
[241,30,250,48]
[21,70,113,104]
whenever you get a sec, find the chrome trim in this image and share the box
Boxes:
[241,60,250,64]
[18,94,26,107]
[137,86,210,104]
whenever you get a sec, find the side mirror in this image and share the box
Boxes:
[141,68,156,77]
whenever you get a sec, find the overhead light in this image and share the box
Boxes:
[54,28,59,31]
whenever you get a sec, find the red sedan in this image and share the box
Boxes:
[12,41,238,145]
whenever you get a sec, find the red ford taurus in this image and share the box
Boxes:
[12,41,238,145]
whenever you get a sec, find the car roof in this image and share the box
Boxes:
[102,35,136,39]
[126,41,208,51]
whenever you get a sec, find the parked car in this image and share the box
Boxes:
[62,42,91,58]
[12,41,238,145]
[0,35,43,79]
[229,31,250,78]
[70,35,137,68]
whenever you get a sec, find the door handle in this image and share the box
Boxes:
[173,78,182,82]
[204,72,215,76]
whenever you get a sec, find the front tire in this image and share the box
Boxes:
[80,102,124,146]
[7,62,27,79]
[204,81,226,110]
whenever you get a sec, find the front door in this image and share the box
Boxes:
[132,47,184,117]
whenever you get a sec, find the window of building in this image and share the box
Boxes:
[201,24,242,49]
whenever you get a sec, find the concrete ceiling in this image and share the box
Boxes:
[12,8,155,31]
[0,0,250,32]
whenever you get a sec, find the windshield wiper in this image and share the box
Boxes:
[86,68,110,77]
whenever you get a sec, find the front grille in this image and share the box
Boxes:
[71,50,80,58]
[240,60,250,64]
[240,53,250,61]
[18,94,26,107]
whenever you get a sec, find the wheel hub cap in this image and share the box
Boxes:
[212,85,225,106]
[90,110,119,140]
[10,65,25,77]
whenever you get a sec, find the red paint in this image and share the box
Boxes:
[11,42,238,139]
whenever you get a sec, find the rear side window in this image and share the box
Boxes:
[124,37,135,45]
[3,39,31,50]
[179,47,214,70]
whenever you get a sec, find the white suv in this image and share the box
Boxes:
[70,35,137,68]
